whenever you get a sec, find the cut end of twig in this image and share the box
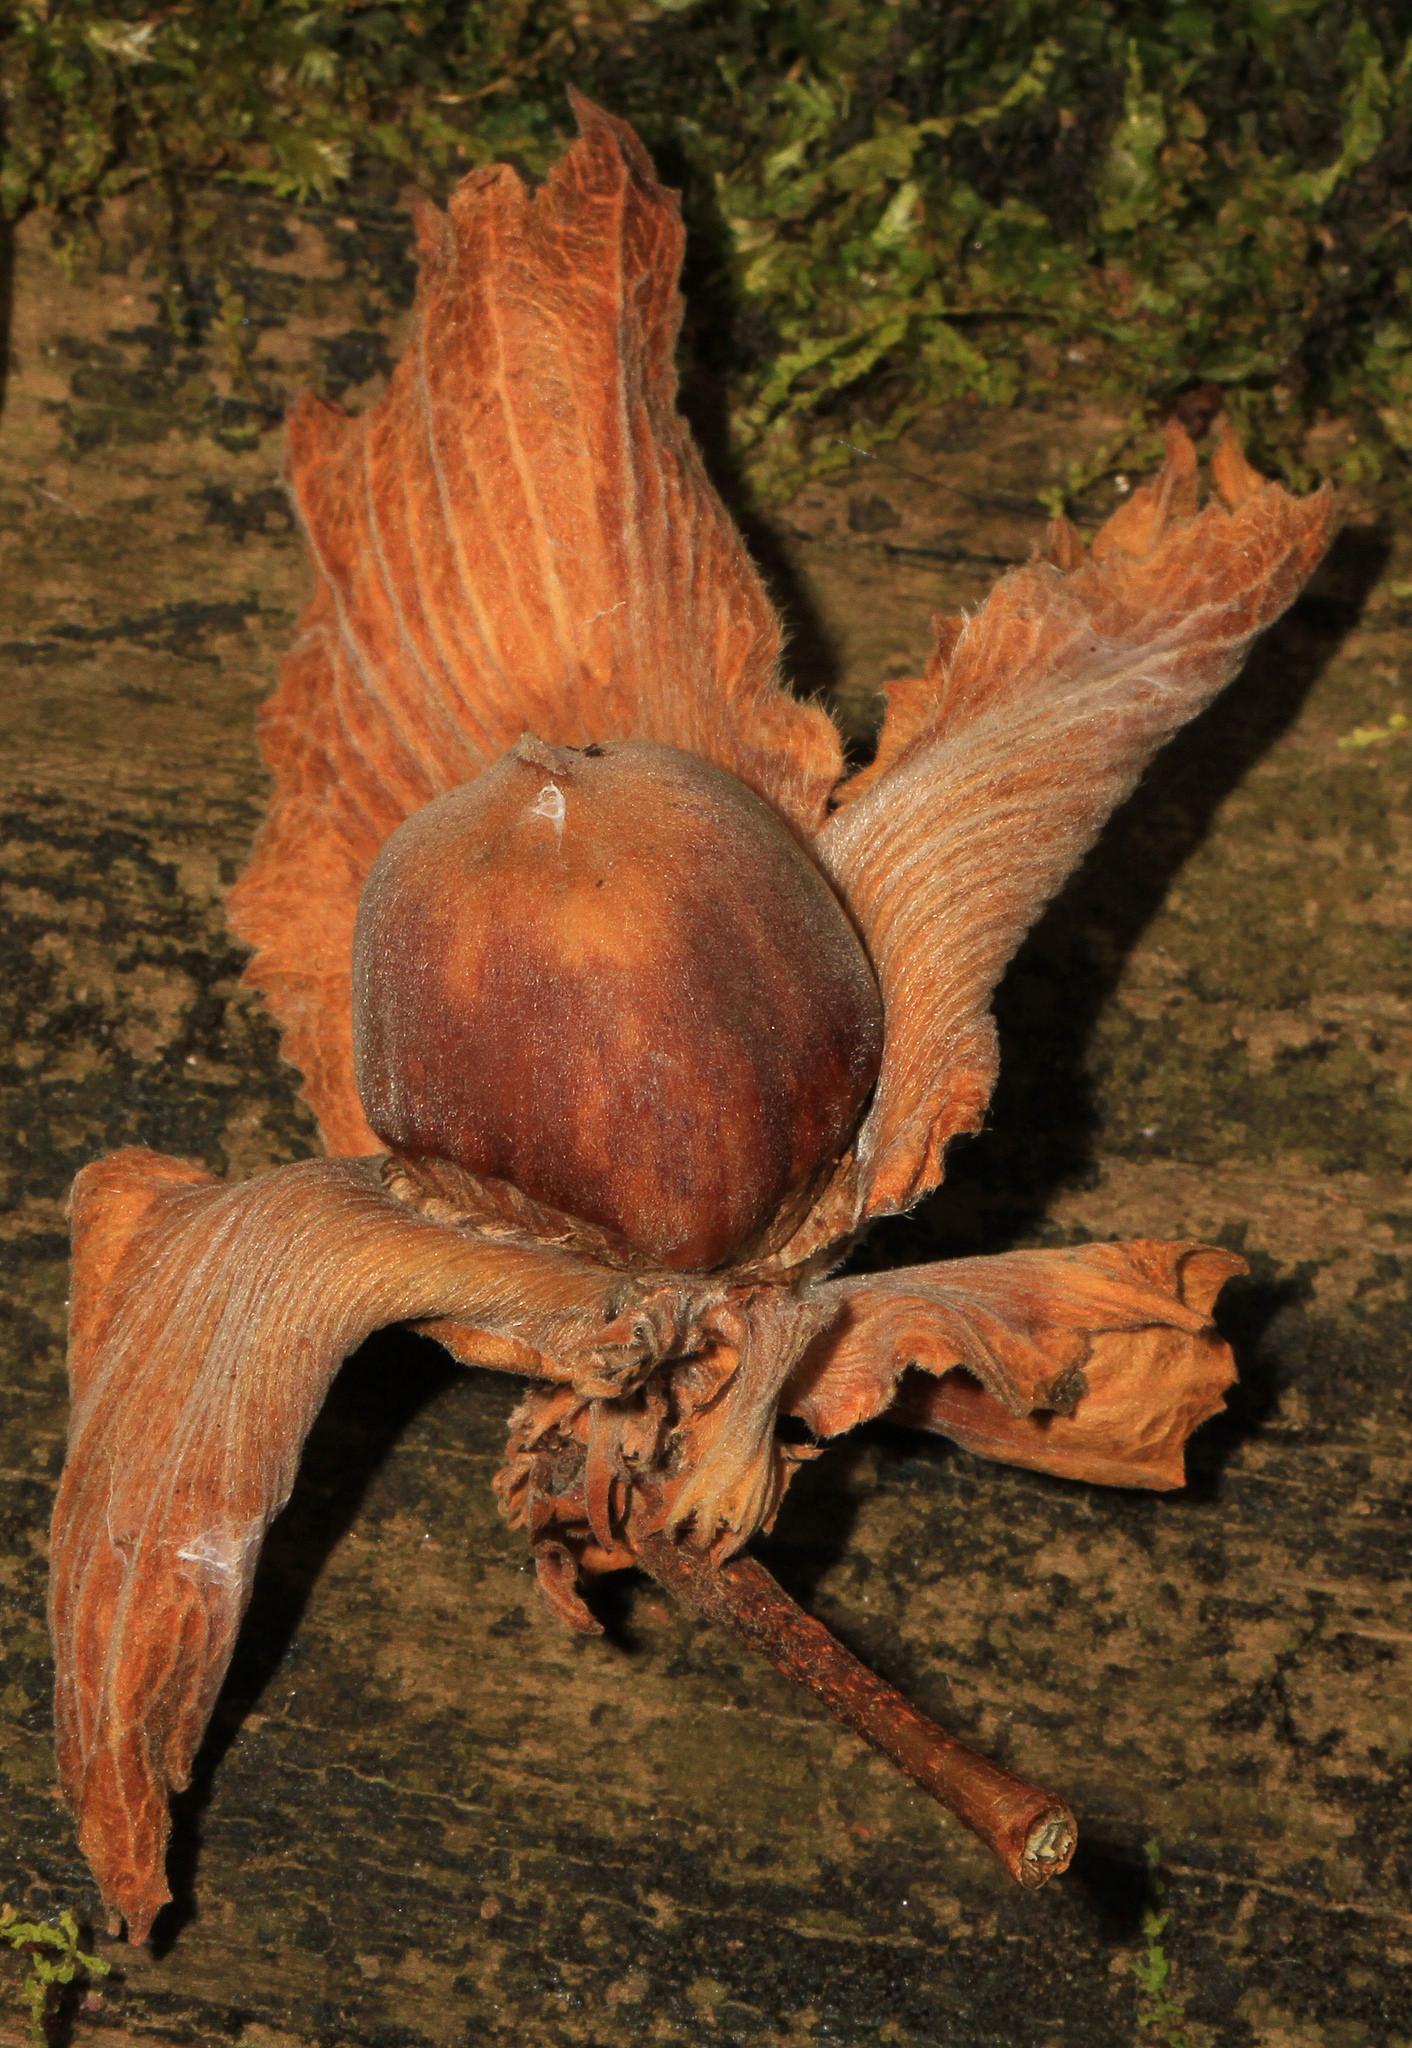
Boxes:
[638,1533,1077,1892]
[1017,1807,1078,1889]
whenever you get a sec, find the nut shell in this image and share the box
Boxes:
[353,738,882,1269]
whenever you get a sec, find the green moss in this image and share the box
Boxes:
[1130,1840,1212,2048]
[3,2,1411,501]
[0,1904,110,2047]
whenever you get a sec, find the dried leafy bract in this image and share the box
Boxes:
[49,96,1335,1943]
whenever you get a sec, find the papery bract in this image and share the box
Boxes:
[49,95,1336,1945]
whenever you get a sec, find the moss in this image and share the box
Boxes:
[0,1904,110,2047]
[3,3,1412,501]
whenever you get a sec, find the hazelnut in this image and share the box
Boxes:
[353,738,883,1268]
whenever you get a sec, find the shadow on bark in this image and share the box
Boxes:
[1066,1835,1157,1942]
[658,133,846,723]
[1180,1251,1318,1500]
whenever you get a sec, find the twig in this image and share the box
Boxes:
[637,1537,1076,1890]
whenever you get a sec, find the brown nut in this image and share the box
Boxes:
[352,737,883,1269]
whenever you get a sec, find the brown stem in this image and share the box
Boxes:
[637,1535,1076,1890]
